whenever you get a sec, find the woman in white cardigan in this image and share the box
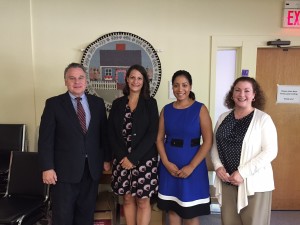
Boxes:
[211,77,278,225]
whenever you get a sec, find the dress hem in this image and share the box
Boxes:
[157,198,211,219]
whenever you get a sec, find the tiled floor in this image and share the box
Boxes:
[270,210,300,225]
[36,209,300,225]
[199,210,300,225]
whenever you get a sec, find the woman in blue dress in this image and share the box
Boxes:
[156,70,213,225]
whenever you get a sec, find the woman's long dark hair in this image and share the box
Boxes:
[224,76,265,110]
[123,64,150,99]
[172,70,195,100]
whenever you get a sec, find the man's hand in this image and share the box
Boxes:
[42,169,57,185]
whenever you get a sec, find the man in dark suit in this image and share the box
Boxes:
[38,62,111,225]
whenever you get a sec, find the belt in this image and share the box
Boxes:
[170,138,200,147]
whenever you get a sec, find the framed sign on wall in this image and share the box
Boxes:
[81,32,162,112]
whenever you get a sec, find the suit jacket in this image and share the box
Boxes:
[38,92,110,183]
[108,96,159,165]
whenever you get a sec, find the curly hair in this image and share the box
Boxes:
[224,77,265,110]
[123,64,150,99]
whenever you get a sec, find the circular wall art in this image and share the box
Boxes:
[81,32,162,112]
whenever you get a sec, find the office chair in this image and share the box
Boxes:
[0,151,49,225]
[0,124,26,152]
[0,150,11,197]
[0,124,27,197]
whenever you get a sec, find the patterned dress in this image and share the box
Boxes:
[111,104,158,198]
[157,101,210,219]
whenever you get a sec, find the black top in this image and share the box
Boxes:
[107,96,159,165]
[216,110,254,176]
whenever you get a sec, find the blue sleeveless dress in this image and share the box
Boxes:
[157,101,210,219]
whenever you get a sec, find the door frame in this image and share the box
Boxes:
[209,35,300,123]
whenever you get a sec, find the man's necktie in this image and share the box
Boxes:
[76,97,87,134]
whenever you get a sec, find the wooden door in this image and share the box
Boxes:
[256,48,300,210]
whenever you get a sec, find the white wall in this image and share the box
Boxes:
[1,0,300,150]
[0,0,36,147]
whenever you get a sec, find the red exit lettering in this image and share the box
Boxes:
[287,10,300,25]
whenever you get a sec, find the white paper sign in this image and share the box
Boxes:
[277,85,300,104]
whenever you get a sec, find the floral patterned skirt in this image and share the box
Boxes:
[111,157,159,198]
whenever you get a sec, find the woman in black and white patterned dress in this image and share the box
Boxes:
[108,64,159,225]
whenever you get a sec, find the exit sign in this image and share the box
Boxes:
[283,1,300,28]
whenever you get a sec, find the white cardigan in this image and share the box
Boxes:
[211,109,278,213]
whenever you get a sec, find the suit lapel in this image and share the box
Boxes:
[86,94,95,134]
[61,92,83,134]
